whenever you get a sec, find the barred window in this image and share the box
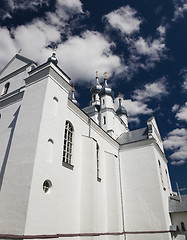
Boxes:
[63,121,74,164]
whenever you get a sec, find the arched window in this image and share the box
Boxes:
[181,222,186,231]
[1,82,10,96]
[63,121,74,164]
[158,160,164,189]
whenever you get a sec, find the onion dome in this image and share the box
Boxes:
[47,48,58,65]
[99,72,114,98]
[116,93,127,116]
[90,71,102,95]
[71,84,79,106]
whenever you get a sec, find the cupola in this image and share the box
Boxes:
[47,48,58,65]
[116,93,127,116]
[99,72,114,99]
[70,84,79,106]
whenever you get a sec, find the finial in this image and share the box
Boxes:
[118,92,122,98]
[104,72,107,80]
[72,83,76,92]
[18,49,22,54]
[96,71,98,78]
[89,101,92,106]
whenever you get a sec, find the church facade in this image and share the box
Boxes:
[0,53,186,240]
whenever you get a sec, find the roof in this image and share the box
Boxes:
[117,127,148,145]
[169,195,187,213]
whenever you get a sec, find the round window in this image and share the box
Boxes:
[43,180,52,193]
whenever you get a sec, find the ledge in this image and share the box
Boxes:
[62,161,74,170]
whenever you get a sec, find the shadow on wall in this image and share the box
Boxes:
[0,106,20,190]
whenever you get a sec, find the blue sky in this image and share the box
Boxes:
[0,0,187,194]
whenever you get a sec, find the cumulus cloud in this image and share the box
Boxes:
[122,25,167,79]
[0,0,50,19]
[132,77,168,102]
[134,36,166,62]
[46,0,84,26]
[104,6,142,35]
[56,31,123,82]
[176,102,187,122]
[124,99,152,115]
[173,0,187,21]
[0,20,61,70]
[164,128,187,165]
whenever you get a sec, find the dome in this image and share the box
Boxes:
[116,105,127,116]
[90,73,102,95]
[99,81,114,99]
[116,95,127,116]
[99,73,114,98]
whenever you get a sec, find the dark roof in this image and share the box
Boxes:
[117,127,148,145]
[82,105,100,115]
[169,195,187,213]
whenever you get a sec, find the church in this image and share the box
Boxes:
[0,52,186,240]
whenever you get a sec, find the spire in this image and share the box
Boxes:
[71,84,79,106]
[99,72,114,98]
[116,93,127,116]
[47,47,58,65]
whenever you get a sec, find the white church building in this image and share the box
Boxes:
[0,53,186,240]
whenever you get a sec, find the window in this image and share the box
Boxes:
[93,95,96,101]
[181,222,186,231]
[165,169,171,191]
[63,121,74,165]
[158,160,165,190]
[103,99,105,105]
[103,116,106,125]
[96,143,100,180]
[43,180,52,193]
[1,82,10,96]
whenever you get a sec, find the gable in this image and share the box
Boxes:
[147,116,164,152]
[0,54,34,80]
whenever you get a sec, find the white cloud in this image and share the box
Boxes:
[132,77,168,102]
[0,20,61,70]
[0,0,50,19]
[134,37,166,62]
[173,0,187,21]
[57,0,83,13]
[122,24,167,79]
[123,99,152,116]
[164,128,187,165]
[56,31,123,83]
[180,68,187,91]
[172,104,180,113]
[104,6,142,35]
[176,102,187,122]
[0,28,17,69]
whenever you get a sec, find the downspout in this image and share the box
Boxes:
[118,147,126,240]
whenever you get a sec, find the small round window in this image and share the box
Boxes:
[43,180,52,193]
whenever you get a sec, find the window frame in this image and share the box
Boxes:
[62,121,74,169]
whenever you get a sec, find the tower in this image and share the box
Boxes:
[99,72,115,136]
[116,93,128,128]
[90,71,102,106]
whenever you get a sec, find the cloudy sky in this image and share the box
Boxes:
[0,0,187,193]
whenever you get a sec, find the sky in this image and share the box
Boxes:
[0,0,187,194]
